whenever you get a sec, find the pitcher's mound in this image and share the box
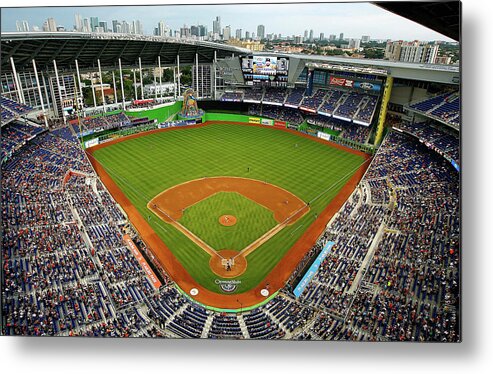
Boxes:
[210,250,247,278]
[219,214,237,226]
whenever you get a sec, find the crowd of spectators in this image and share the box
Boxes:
[354,96,379,124]
[295,130,459,341]
[1,96,33,118]
[1,120,46,162]
[2,103,459,341]
[262,88,287,105]
[410,91,460,127]
[394,121,459,165]
[220,91,244,102]
[76,112,131,134]
[284,87,305,107]
[248,104,304,125]
[300,89,328,111]
[242,88,264,102]
[334,92,366,119]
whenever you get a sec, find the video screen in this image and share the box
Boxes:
[241,56,289,86]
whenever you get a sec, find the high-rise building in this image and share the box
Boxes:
[90,17,99,32]
[155,20,167,36]
[16,20,29,32]
[136,20,144,35]
[83,18,91,33]
[257,24,265,40]
[294,35,303,44]
[99,21,108,33]
[223,25,231,41]
[121,21,130,34]
[74,14,83,31]
[180,25,191,38]
[319,32,325,41]
[304,30,308,39]
[348,38,361,49]
[385,40,440,64]
[112,20,120,33]
[198,25,207,37]
[213,16,221,35]
[339,32,344,40]
[329,34,336,41]
[245,31,250,40]
[235,28,242,40]
[309,29,314,42]
[44,18,57,32]
[362,35,371,43]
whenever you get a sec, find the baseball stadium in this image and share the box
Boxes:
[1,3,460,340]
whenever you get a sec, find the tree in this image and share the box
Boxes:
[180,66,192,87]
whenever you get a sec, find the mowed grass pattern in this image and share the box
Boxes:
[179,192,278,252]
[92,124,365,293]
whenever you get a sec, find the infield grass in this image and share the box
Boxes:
[179,192,278,252]
[92,123,365,293]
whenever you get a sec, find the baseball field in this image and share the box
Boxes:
[88,120,369,308]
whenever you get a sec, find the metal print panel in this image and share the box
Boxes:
[1,1,461,341]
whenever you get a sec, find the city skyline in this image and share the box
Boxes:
[1,2,455,42]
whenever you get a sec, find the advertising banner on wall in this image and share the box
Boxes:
[261,118,274,126]
[123,235,162,289]
[317,131,331,141]
[274,120,286,128]
[84,138,99,148]
[293,241,335,298]
[249,117,261,124]
[354,81,382,92]
[329,76,354,87]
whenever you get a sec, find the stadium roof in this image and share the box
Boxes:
[1,32,250,73]
[251,51,460,84]
[374,1,461,42]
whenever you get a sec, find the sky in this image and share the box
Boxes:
[1,0,455,42]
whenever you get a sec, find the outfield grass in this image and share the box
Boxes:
[92,123,364,293]
[179,192,278,252]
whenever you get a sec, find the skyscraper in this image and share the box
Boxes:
[46,18,57,32]
[74,14,83,31]
[304,30,308,39]
[235,29,242,40]
[121,21,130,34]
[223,25,231,41]
[83,18,90,32]
[99,21,108,33]
[213,16,221,35]
[348,38,361,49]
[180,25,191,38]
[329,34,336,41]
[157,20,166,36]
[16,20,29,32]
[136,20,144,35]
[362,35,371,43]
[319,33,325,41]
[245,31,250,40]
[257,24,265,40]
[339,32,344,40]
[309,29,314,42]
[90,17,99,32]
[112,20,120,33]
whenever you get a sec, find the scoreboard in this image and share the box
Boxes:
[241,55,289,87]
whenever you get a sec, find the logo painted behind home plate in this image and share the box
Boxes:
[215,279,241,292]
